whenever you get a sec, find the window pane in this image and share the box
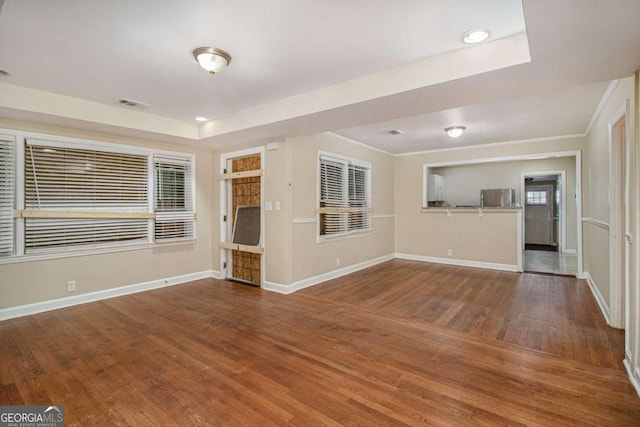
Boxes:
[526,191,547,206]
[24,141,149,254]
[154,155,195,241]
[0,138,16,256]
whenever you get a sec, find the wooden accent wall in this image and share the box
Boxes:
[231,155,261,285]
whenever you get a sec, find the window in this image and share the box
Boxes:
[24,140,149,253]
[318,152,371,238]
[0,136,15,256]
[154,154,195,241]
[0,133,196,261]
[526,190,547,206]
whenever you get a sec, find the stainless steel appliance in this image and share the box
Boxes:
[481,188,516,208]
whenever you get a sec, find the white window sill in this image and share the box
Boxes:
[0,239,196,265]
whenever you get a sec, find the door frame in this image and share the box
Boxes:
[609,102,630,330]
[219,146,265,286]
[521,170,567,252]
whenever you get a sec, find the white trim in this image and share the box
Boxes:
[0,270,215,321]
[623,359,640,398]
[582,271,611,326]
[399,134,584,157]
[581,217,610,230]
[262,254,395,295]
[325,132,395,157]
[563,249,577,254]
[293,217,316,224]
[584,80,621,136]
[395,252,521,272]
[0,239,195,265]
[372,214,395,219]
[421,150,580,169]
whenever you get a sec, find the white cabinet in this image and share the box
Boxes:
[427,174,445,201]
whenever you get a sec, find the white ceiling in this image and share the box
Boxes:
[0,0,639,154]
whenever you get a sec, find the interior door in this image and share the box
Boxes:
[525,184,554,245]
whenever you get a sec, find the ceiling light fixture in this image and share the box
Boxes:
[193,47,232,74]
[195,117,208,122]
[462,29,490,44]
[444,126,466,138]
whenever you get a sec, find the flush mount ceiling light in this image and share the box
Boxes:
[462,29,490,44]
[193,47,232,74]
[444,126,466,138]
[195,116,208,122]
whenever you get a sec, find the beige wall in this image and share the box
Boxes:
[399,210,520,266]
[432,156,578,250]
[582,77,634,307]
[289,133,395,283]
[394,136,584,264]
[0,119,214,309]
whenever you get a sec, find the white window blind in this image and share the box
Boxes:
[154,154,195,242]
[0,137,16,256]
[24,140,149,253]
[319,153,371,237]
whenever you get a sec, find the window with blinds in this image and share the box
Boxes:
[24,140,149,253]
[0,137,16,256]
[154,154,195,241]
[319,153,371,237]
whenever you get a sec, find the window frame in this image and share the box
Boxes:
[317,150,372,241]
[0,129,196,264]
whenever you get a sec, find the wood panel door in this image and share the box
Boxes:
[230,155,261,285]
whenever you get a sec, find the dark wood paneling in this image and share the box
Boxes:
[1,260,638,425]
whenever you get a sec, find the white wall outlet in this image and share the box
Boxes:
[67,280,76,292]
[265,201,273,211]
[447,249,453,256]
[336,257,341,266]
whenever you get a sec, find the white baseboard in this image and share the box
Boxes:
[395,253,521,272]
[262,253,395,295]
[211,270,221,279]
[582,271,611,325]
[0,270,215,321]
[623,359,640,398]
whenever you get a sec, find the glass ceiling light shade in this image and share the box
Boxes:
[193,47,232,74]
[444,126,466,138]
[462,29,490,44]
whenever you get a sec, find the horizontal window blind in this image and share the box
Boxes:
[0,138,15,256]
[24,140,149,253]
[319,154,371,237]
[154,154,195,241]
[319,156,348,236]
[348,164,371,231]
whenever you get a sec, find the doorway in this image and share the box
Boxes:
[219,148,265,287]
[522,171,577,276]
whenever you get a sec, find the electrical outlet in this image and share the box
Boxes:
[336,257,341,266]
[67,280,76,292]
[447,249,453,256]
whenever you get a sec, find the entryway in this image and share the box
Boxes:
[219,148,265,287]
[522,171,577,276]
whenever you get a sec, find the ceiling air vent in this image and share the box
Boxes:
[386,129,404,136]
[118,98,149,108]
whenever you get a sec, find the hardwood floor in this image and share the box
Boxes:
[1,259,638,425]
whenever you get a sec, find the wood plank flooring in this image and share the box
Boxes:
[1,259,639,425]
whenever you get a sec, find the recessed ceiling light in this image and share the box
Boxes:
[195,117,208,122]
[386,129,404,135]
[193,47,232,74]
[462,29,490,44]
[444,126,466,138]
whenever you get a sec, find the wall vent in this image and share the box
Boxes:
[118,98,149,108]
